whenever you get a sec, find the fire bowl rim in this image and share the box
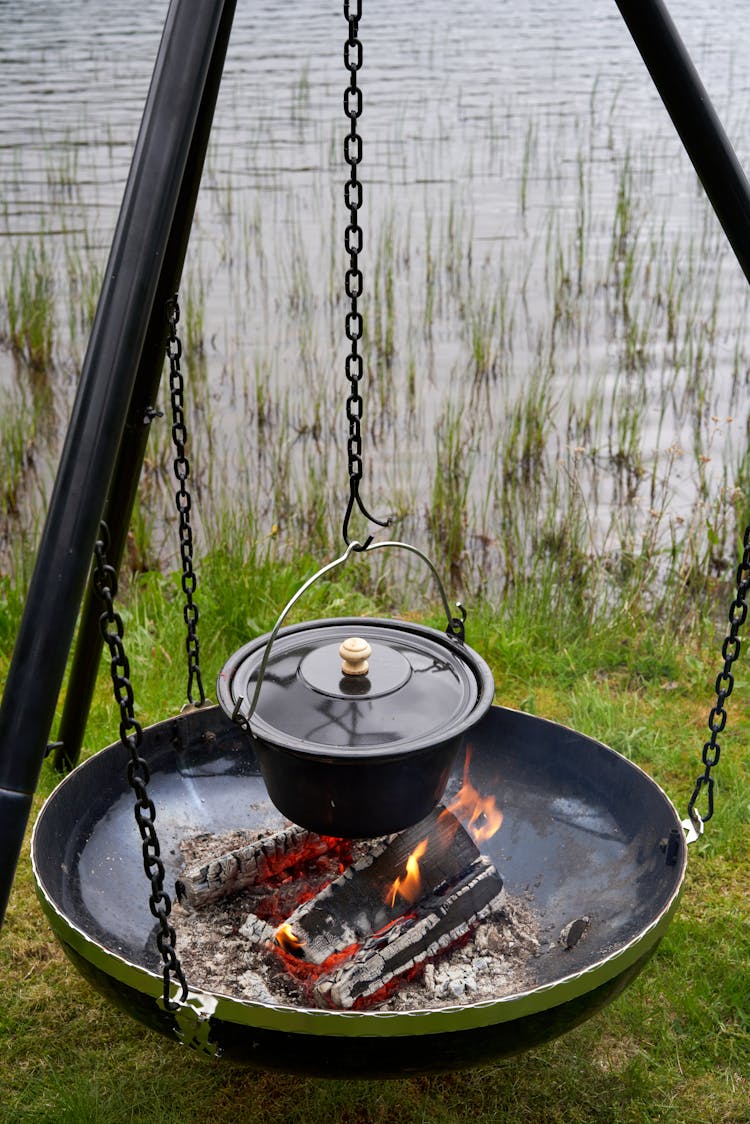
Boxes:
[33,876,682,1038]
[30,704,687,1042]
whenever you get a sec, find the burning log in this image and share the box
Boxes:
[239,915,278,944]
[256,805,508,1010]
[171,755,538,1013]
[314,856,505,1009]
[175,824,352,909]
[273,808,479,965]
[172,822,543,1014]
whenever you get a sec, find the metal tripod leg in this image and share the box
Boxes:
[0,0,236,927]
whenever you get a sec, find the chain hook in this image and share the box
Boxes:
[686,521,750,831]
[342,478,391,550]
[92,522,189,1009]
[166,293,207,708]
[340,0,391,550]
[446,601,467,644]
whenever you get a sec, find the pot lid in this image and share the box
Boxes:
[217,617,494,758]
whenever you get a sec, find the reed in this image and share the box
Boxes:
[519,120,535,220]
[64,240,103,362]
[4,240,55,372]
[1,82,748,642]
[426,394,479,588]
[0,386,36,517]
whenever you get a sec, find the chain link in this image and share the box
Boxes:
[342,0,389,548]
[92,523,188,1009]
[688,522,750,825]
[166,295,206,707]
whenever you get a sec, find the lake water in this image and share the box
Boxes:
[2,1,750,595]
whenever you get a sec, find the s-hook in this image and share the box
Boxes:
[683,520,750,843]
[341,0,391,550]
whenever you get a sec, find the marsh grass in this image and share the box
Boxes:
[0,384,38,517]
[64,239,103,364]
[3,239,55,372]
[3,82,750,622]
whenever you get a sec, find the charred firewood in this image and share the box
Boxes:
[239,914,278,944]
[314,856,505,1009]
[175,824,329,909]
[274,808,479,965]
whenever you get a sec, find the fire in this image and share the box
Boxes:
[383,750,501,908]
[386,837,428,908]
[274,922,305,958]
[442,748,503,844]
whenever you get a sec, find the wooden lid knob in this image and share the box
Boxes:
[339,636,372,677]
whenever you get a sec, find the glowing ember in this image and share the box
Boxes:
[386,837,428,908]
[443,748,503,843]
[274,922,305,958]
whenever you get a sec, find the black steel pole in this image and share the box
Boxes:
[53,0,237,773]
[614,0,750,287]
[0,0,232,928]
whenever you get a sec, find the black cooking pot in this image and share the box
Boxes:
[216,541,494,837]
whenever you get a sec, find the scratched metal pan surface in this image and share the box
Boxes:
[31,705,686,1074]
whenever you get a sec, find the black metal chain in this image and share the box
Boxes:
[688,522,750,825]
[92,523,188,1009]
[166,295,206,707]
[342,0,389,549]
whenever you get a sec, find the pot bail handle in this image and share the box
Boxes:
[367,539,466,642]
[231,539,466,732]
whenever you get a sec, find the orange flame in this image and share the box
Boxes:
[386,836,428,908]
[274,922,305,958]
[442,748,503,844]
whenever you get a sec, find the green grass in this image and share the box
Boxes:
[1,534,749,1123]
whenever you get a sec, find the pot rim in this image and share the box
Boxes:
[216,616,495,760]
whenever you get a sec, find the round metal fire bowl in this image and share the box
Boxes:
[31,705,686,1076]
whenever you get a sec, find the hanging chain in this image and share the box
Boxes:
[342,0,390,549]
[92,523,188,1009]
[687,522,750,827]
[166,295,206,707]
